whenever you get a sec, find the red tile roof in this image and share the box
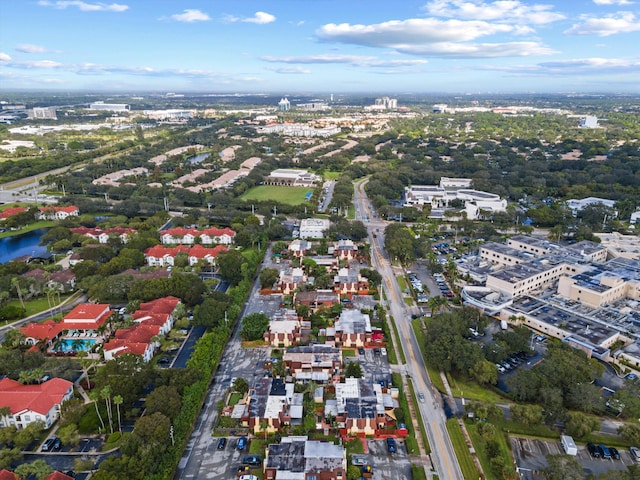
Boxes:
[144,244,227,259]
[0,377,72,415]
[163,227,236,238]
[39,206,79,214]
[103,339,150,357]
[44,471,74,480]
[20,320,64,341]
[0,207,27,220]
[0,470,19,480]
[63,304,111,329]
[138,296,181,315]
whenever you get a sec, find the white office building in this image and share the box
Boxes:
[299,218,330,239]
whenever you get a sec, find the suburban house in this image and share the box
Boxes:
[335,378,397,436]
[48,269,76,292]
[0,377,73,429]
[241,378,302,434]
[293,290,340,312]
[102,325,159,363]
[333,267,369,295]
[102,296,181,362]
[287,239,313,258]
[70,226,136,244]
[160,227,236,245]
[283,345,342,383]
[263,309,304,347]
[37,206,79,221]
[333,310,372,348]
[264,436,347,480]
[331,239,359,261]
[144,244,228,267]
[277,267,308,295]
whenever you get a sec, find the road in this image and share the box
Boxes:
[354,178,465,480]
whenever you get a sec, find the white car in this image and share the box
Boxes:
[381,347,387,356]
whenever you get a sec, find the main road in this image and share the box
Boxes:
[354,179,465,480]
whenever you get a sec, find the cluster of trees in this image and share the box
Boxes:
[94,244,263,479]
[506,342,605,424]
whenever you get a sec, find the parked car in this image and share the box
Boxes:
[217,437,227,450]
[610,447,620,460]
[381,347,387,356]
[598,444,612,459]
[358,347,365,355]
[386,438,397,454]
[52,438,62,451]
[587,442,600,458]
[237,436,247,451]
[242,456,261,467]
[42,438,56,452]
[630,446,640,462]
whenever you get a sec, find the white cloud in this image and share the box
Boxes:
[423,0,565,24]
[18,60,64,68]
[593,0,633,5]
[37,1,128,12]
[0,52,12,62]
[266,66,311,74]
[316,18,554,58]
[398,41,555,57]
[317,18,515,45]
[261,54,429,67]
[170,9,210,22]
[15,44,48,54]
[225,11,276,24]
[479,57,640,75]
[564,12,640,36]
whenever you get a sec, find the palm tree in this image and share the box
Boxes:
[113,395,123,435]
[11,278,25,311]
[427,296,447,315]
[101,385,114,434]
[88,390,105,433]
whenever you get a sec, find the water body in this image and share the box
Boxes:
[188,152,211,164]
[0,228,48,263]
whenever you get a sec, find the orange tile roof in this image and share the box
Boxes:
[0,377,73,415]
[0,469,19,480]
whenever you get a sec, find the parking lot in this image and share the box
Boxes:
[366,438,412,480]
[511,437,635,479]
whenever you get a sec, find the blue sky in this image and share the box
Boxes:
[1,0,640,93]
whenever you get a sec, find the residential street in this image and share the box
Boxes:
[354,179,464,480]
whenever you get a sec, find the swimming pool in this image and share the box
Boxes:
[54,338,97,352]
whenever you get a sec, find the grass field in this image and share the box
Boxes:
[446,373,509,403]
[446,418,479,480]
[241,186,314,205]
[323,171,341,180]
[6,294,72,319]
[0,220,54,240]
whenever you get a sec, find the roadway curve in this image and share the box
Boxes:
[354,179,464,480]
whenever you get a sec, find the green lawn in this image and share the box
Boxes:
[323,171,341,180]
[0,220,54,239]
[6,294,72,319]
[388,315,406,363]
[466,419,515,480]
[446,373,510,403]
[411,464,428,480]
[446,418,479,480]
[342,349,356,357]
[241,185,314,205]
[229,392,243,406]
[411,319,446,393]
